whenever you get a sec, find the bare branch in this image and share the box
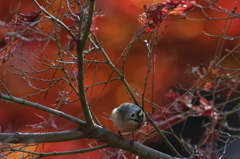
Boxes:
[0,93,85,126]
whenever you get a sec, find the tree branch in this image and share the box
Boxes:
[1,124,184,159]
[89,33,181,156]
[0,129,86,143]
[0,93,85,126]
[89,33,139,104]
[76,0,96,127]
[86,126,184,159]
[6,144,108,159]
[32,0,76,41]
[33,144,109,159]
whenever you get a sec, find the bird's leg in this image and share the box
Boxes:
[117,130,122,137]
[130,132,134,145]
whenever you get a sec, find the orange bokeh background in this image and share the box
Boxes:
[1,0,240,158]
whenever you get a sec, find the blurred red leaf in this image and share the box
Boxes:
[17,10,41,24]
[50,91,70,107]
[8,10,42,36]
[67,67,77,81]
[164,90,191,111]
[175,94,192,111]
[91,14,104,32]
[139,0,196,33]
[165,0,196,15]
[65,37,76,53]
[0,37,9,49]
[193,60,221,91]
[139,3,165,33]
[197,128,217,159]
[164,90,214,116]
[165,89,179,101]
[191,96,213,117]
[27,113,58,130]
[66,11,103,33]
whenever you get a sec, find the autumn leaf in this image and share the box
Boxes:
[165,0,196,15]
[17,10,41,24]
[138,0,196,33]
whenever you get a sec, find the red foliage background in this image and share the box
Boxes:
[1,0,240,158]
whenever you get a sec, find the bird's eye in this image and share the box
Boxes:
[139,119,143,123]
[131,113,135,117]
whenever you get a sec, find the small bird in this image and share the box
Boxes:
[112,102,146,136]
